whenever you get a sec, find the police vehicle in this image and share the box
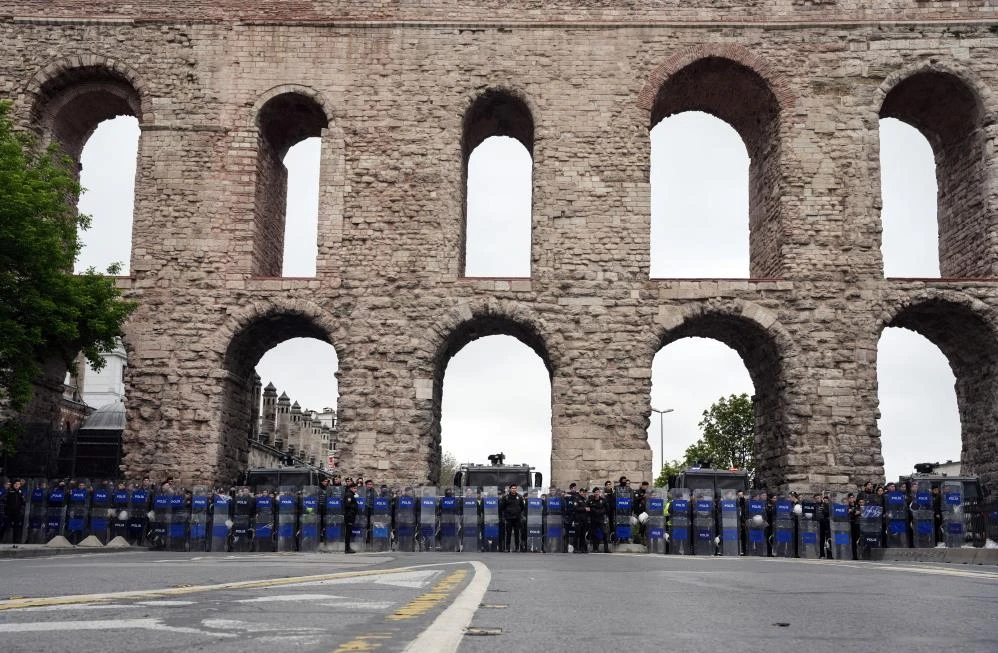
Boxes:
[244,466,335,492]
[899,463,986,505]
[669,466,751,499]
[452,452,543,492]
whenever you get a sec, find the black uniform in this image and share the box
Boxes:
[588,493,610,552]
[343,486,359,553]
[568,490,589,553]
[499,490,525,552]
[3,482,25,544]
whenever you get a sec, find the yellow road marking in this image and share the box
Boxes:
[387,569,467,621]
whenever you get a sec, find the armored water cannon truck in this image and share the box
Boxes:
[452,452,543,492]
[899,462,987,505]
[670,466,751,500]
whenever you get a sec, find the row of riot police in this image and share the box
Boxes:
[0,479,976,557]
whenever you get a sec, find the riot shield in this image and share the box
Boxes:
[544,490,564,554]
[828,493,852,560]
[911,486,935,548]
[148,490,171,550]
[744,491,768,557]
[614,486,633,545]
[353,490,369,552]
[66,485,90,545]
[941,480,965,548]
[718,489,740,557]
[525,491,544,553]
[668,488,691,555]
[482,488,501,552]
[646,489,667,555]
[45,484,67,542]
[439,488,459,552]
[231,486,254,552]
[461,490,481,553]
[254,490,276,552]
[127,486,149,546]
[797,499,820,559]
[189,486,210,552]
[394,488,416,552]
[370,489,392,553]
[418,487,438,552]
[111,485,130,541]
[276,486,298,552]
[692,488,715,556]
[884,490,909,549]
[322,487,344,552]
[772,497,795,558]
[27,481,47,544]
[168,490,188,551]
[300,486,320,552]
[89,484,112,545]
[858,503,883,559]
[210,491,232,552]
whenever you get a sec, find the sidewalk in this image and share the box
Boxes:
[870,547,998,565]
[0,542,145,559]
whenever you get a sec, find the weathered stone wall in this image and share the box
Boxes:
[1,2,995,493]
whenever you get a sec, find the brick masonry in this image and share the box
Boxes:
[1,2,996,492]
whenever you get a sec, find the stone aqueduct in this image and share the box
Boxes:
[2,1,996,492]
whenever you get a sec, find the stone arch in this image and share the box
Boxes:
[417,299,558,481]
[879,290,998,492]
[213,299,339,483]
[875,63,991,278]
[251,87,331,277]
[26,55,148,161]
[640,48,788,278]
[460,87,536,277]
[648,300,796,488]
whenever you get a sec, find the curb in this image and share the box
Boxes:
[870,547,998,566]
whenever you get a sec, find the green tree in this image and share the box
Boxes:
[0,100,135,451]
[435,450,460,486]
[654,458,685,488]
[683,393,755,473]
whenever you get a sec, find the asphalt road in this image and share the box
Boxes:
[1,551,996,653]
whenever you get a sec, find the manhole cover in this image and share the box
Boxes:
[466,627,502,636]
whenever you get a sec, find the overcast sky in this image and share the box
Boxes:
[76,112,959,488]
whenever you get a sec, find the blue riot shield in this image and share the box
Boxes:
[89,486,112,544]
[148,491,171,550]
[300,486,320,552]
[646,490,667,554]
[110,486,130,541]
[482,489,501,552]
[858,504,882,559]
[744,491,768,557]
[829,493,852,560]
[128,487,149,546]
[27,483,47,544]
[231,487,254,552]
[66,487,89,545]
[668,488,691,555]
[439,490,459,552]
[418,488,437,551]
[545,491,564,553]
[797,499,820,559]
[719,489,740,557]
[353,491,369,552]
[693,488,715,556]
[189,487,209,552]
[210,492,232,552]
[370,491,392,552]
[911,488,935,548]
[461,492,481,553]
[526,493,544,553]
[45,485,67,542]
[772,497,794,558]
[276,487,298,552]
[254,491,275,552]
[395,489,416,552]
[941,481,964,548]
[168,491,188,551]
[322,487,344,552]
[614,487,633,545]
[884,491,909,549]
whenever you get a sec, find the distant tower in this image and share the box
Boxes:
[290,401,303,458]
[250,373,262,441]
[260,382,277,445]
[276,391,291,451]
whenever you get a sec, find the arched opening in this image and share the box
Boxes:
[650,57,782,278]
[253,92,328,277]
[648,338,753,474]
[879,71,987,277]
[879,299,998,489]
[461,89,534,278]
[76,116,140,274]
[879,118,938,277]
[432,315,552,485]
[440,335,552,484]
[650,111,749,278]
[653,310,788,488]
[221,311,338,482]
[281,138,321,277]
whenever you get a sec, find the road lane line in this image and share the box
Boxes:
[404,560,491,653]
[0,618,237,637]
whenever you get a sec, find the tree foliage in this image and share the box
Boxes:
[683,393,755,473]
[654,458,685,488]
[0,100,135,447]
[435,450,460,486]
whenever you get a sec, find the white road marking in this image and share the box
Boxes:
[294,569,439,589]
[0,618,237,637]
[319,600,395,610]
[236,593,346,603]
[134,600,196,606]
[404,560,491,653]
[201,618,328,634]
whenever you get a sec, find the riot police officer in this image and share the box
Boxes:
[499,484,525,552]
[343,481,359,554]
[567,483,589,553]
[588,487,610,553]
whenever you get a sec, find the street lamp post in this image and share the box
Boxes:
[651,407,675,475]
